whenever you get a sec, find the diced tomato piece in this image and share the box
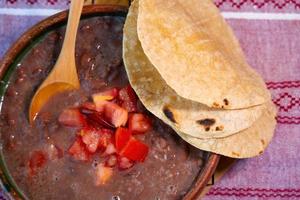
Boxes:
[58,108,85,127]
[92,88,118,113]
[105,154,117,167]
[117,156,134,170]
[68,137,90,161]
[95,164,113,185]
[93,88,119,102]
[115,127,132,153]
[128,113,152,134]
[104,143,116,155]
[118,85,138,112]
[46,144,63,160]
[81,129,101,153]
[104,102,128,127]
[28,150,47,176]
[98,129,114,150]
[120,138,149,162]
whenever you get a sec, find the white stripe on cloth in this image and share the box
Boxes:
[0,8,300,20]
[0,8,62,16]
[222,12,300,20]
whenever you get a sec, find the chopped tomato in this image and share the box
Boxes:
[128,113,152,134]
[120,138,149,162]
[95,164,113,185]
[81,129,101,153]
[68,137,90,161]
[115,127,132,153]
[98,129,114,150]
[28,150,47,176]
[92,88,118,113]
[104,143,116,155]
[46,144,63,160]
[105,154,117,167]
[118,85,138,112]
[92,88,119,102]
[117,156,134,170]
[58,108,85,127]
[104,102,128,127]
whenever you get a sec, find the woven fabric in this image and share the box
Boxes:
[0,0,299,199]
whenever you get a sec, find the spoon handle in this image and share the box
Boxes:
[60,0,85,59]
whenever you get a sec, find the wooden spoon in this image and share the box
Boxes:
[29,0,85,123]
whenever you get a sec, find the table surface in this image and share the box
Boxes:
[0,0,299,199]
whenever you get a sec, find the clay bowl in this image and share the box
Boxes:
[0,5,220,200]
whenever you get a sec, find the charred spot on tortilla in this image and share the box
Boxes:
[212,102,220,108]
[163,106,177,123]
[215,125,224,131]
[223,98,229,106]
[205,127,210,131]
[261,139,265,145]
[197,118,216,127]
[259,151,263,154]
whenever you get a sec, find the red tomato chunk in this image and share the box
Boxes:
[128,113,152,134]
[104,102,128,127]
[68,137,90,161]
[81,129,101,153]
[115,127,132,153]
[120,138,149,162]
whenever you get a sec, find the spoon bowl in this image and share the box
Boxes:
[29,0,84,123]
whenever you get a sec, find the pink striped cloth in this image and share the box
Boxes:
[0,0,300,199]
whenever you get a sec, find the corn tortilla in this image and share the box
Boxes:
[179,102,277,158]
[123,0,266,139]
[137,0,271,109]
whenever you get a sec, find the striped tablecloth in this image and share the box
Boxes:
[0,0,300,199]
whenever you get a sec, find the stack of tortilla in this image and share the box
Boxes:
[123,0,277,158]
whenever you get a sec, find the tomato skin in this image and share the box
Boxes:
[120,138,149,162]
[115,127,132,153]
